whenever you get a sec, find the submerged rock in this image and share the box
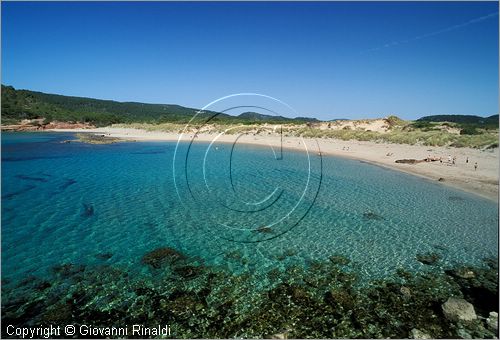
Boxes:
[60,178,77,190]
[265,331,289,339]
[400,286,411,299]
[446,267,475,279]
[456,328,472,339]
[329,255,350,266]
[52,263,85,277]
[362,211,384,221]
[486,311,498,331]
[15,174,48,183]
[416,252,441,265]
[95,252,113,260]
[173,265,203,279]
[141,247,186,269]
[442,297,477,322]
[410,328,432,339]
[74,133,123,144]
[81,203,94,217]
[254,226,273,234]
[41,303,73,324]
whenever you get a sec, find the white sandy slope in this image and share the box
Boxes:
[51,127,499,202]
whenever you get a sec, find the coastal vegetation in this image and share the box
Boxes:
[2,85,498,149]
[293,124,499,149]
[112,119,498,149]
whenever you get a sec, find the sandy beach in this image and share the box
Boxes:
[52,127,499,201]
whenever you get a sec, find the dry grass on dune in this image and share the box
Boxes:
[112,118,499,149]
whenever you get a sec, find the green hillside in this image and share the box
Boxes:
[1,85,316,126]
[238,111,319,123]
[418,114,499,128]
[1,85,236,126]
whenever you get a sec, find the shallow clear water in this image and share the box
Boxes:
[1,132,498,288]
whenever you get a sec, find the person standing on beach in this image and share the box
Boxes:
[448,155,452,164]
[452,156,456,165]
[474,162,478,171]
[466,157,469,164]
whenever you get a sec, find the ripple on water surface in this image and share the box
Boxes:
[1,132,498,287]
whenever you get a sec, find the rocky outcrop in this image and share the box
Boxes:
[416,252,441,265]
[1,119,95,131]
[43,121,95,129]
[441,297,477,322]
[446,267,475,279]
[410,328,432,339]
[486,311,498,331]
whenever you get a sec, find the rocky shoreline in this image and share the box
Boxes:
[1,119,95,132]
[1,248,498,339]
[70,133,129,144]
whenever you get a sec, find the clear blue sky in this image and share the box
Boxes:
[2,1,498,120]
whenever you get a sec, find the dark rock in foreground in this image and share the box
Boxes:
[1,251,498,339]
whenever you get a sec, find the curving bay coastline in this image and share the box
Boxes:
[50,127,499,202]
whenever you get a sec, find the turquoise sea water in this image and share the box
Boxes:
[1,132,498,289]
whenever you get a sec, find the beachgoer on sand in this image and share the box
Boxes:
[474,162,478,171]
[452,156,456,165]
[466,157,469,163]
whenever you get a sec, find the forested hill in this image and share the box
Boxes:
[0,85,228,125]
[3,85,497,127]
[418,114,499,128]
[0,85,318,126]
